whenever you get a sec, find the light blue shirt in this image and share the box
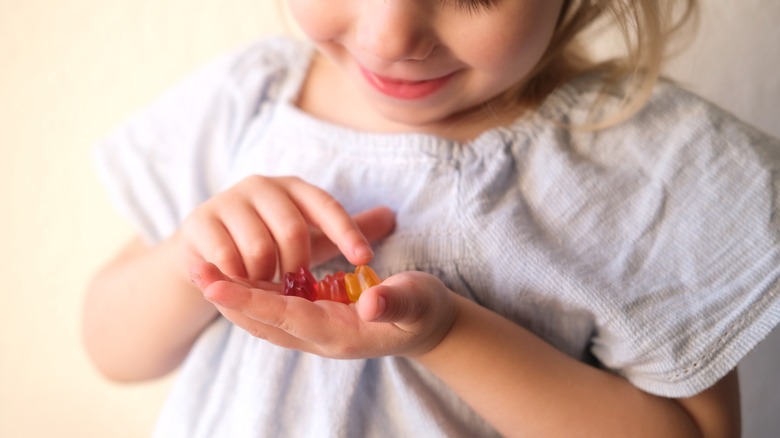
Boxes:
[94,37,780,437]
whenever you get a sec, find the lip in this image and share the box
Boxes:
[359,67,454,100]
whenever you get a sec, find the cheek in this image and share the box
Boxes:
[287,0,345,42]
[459,5,561,80]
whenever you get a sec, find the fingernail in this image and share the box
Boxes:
[374,295,386,320]
[189,271,203,288]
[354,245,374,261]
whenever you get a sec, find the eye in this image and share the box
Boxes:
[444,0,500,13]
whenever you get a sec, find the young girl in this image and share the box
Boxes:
[83,1,780,436]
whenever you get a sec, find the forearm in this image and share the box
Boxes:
[413,295,738,438]
[82,237,218,382]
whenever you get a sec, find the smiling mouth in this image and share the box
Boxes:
[359,67,454,100]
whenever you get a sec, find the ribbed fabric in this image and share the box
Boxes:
[93,37,780,437]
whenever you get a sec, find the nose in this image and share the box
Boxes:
[356,1,437,63]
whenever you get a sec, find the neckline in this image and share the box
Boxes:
[272,39,580,154]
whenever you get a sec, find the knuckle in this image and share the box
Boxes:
[277,316,295,334]
[248,325,269,341]
[241,174,270,190]
[211,246,240,266]
[331,343,359,359]
[246,174,268,185]
[266,304,295,335]
[280,175,303,186]
[279,221,309,244]
[245,241,276,263]
[318,194,343,214]
[267,299,291,331]
[180,209,208,232]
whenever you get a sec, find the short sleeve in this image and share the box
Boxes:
[583,84,780,397]
[92,37,307,242]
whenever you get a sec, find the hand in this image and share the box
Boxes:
[190,262,458,359]
[173,175,395,282]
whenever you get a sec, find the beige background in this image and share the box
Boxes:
[1,1,778,437]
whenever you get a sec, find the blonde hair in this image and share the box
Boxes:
[516,0,699,128]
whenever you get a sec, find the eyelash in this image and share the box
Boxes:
[446,0,500,13]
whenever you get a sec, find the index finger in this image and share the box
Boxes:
[309,206,396,265]
[283,177,375,266]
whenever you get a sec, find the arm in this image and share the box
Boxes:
[82,175,396,382]
[413,294,741,438]
[191,269,741,437]
[82,237,218,382]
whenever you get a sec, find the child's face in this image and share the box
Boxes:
[288,0,564,131]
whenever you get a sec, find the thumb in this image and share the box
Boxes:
[358,272,458,357]
[356,272,442,325]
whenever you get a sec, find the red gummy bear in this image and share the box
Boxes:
[283,266,382,303]
[283,267,318,301]
[317,272,350,304]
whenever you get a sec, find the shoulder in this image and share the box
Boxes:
[91,36,315,241]
[524,73,780,260]
[545,74,778,148]
[101,36,314,156]
[522,75,780,397]
[134,36,312,120]
[528,74,780,182]
[222,36,313,88]
[166,35,313,109]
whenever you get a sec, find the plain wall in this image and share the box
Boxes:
[1,1,777,437]
[0,2,285,437]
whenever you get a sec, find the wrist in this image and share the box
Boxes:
[406,293,469,363]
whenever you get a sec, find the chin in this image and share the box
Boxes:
[366,99,460,128]
[376,111,447,131]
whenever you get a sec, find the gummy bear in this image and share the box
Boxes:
[344,265,382,302]
[317,271,350,304]
[283,267,318,301]
[283,265,382,303]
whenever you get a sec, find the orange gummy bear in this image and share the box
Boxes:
[344,265,382,302]
[283,265,382,303]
